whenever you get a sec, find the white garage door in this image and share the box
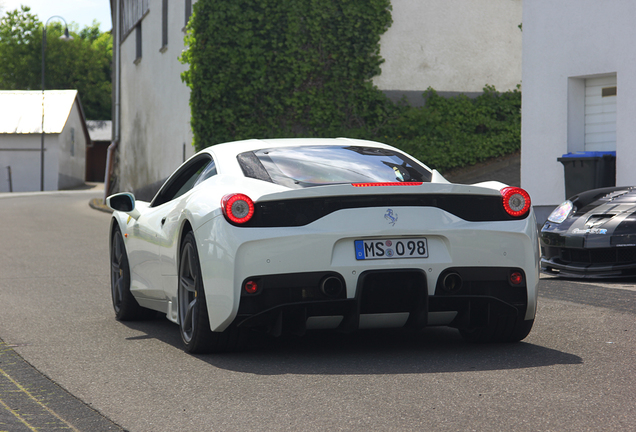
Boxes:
[585,75,617,152]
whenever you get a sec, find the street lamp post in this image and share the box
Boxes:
[41,16,73,191]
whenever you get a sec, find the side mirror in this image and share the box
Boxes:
[106,192,141,220]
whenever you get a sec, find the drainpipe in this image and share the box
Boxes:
[104,0,121,202]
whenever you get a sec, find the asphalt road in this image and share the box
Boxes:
[0,191,635,431]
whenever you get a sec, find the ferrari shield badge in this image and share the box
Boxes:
[384,209,398,226]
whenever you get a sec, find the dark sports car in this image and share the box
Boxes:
[540,186,636,278]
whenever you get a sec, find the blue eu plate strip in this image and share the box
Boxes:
[354,240,365,260]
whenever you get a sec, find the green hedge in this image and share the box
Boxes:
[382,86,521,172]
[181,1,521,174]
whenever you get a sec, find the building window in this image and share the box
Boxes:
[584,75,617,152]
[161,0,168,51]
[70,128,75,156]
[185,0,192,30]
[602,86,617,98]
[134,22,142,63]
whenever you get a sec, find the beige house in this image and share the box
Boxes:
[0,90,89,192]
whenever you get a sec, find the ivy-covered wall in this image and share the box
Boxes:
[181,0,395,150]
[181,0,521,174]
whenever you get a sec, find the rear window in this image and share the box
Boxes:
[237,145,432,188]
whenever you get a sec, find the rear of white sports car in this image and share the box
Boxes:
[107,139,538,353]
[196,142,539,345]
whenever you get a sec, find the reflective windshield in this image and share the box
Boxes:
[237,145,432,188]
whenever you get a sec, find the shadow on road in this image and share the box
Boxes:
[120,275,636,376]
[122,319,582,376]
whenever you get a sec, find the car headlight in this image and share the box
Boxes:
[547,200,574,224]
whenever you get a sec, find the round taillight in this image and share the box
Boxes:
[222,193,254,224]
[501,187,531,217]
[510,271,523,285]
[244,280,259,294]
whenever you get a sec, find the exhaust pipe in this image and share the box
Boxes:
[320,276,343,298]
[442,272,463,293]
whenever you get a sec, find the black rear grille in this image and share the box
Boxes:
[241,194,524,227]
[433,267,527,306]
[358,270,427,314]
[237,272,346,315]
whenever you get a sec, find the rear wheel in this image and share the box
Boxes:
[178,231,241,353]
[459,315,534,343]
[110,225,155,320]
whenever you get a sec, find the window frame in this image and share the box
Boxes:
[150,154,215,207]
[120,0,149,42]
[134,22,142,63]
[184,0,192,30]
[161,0,168,51]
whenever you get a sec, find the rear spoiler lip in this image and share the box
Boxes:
[255,181,506,203]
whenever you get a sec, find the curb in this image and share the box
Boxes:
[0,341,125,431]
[89,198,112,214]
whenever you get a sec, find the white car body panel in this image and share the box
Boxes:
[193,203,538,330]
[108,138,539,344]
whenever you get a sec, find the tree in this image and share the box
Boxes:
[0,5,112,120]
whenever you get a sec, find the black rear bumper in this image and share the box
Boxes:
[235,267,528,336]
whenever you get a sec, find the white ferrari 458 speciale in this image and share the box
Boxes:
[107,138,538,353]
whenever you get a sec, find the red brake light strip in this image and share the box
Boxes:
[352,182,423,187]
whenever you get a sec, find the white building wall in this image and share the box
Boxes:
[374,0,522,94]
[522,0,636,209]
[57,101,88,189]
[118,2,195,193]
[0,134,60,192]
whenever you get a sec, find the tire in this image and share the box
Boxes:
[110,225,155,321]
[178,231,241,354]
[459,315,534,343]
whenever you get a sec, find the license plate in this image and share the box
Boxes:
[355,238,428,260]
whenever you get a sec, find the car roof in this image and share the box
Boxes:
[201,137,398,160]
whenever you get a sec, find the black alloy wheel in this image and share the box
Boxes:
[110,225,154,320]
[178,231,241,353]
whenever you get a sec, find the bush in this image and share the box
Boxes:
[381,85,521,173]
